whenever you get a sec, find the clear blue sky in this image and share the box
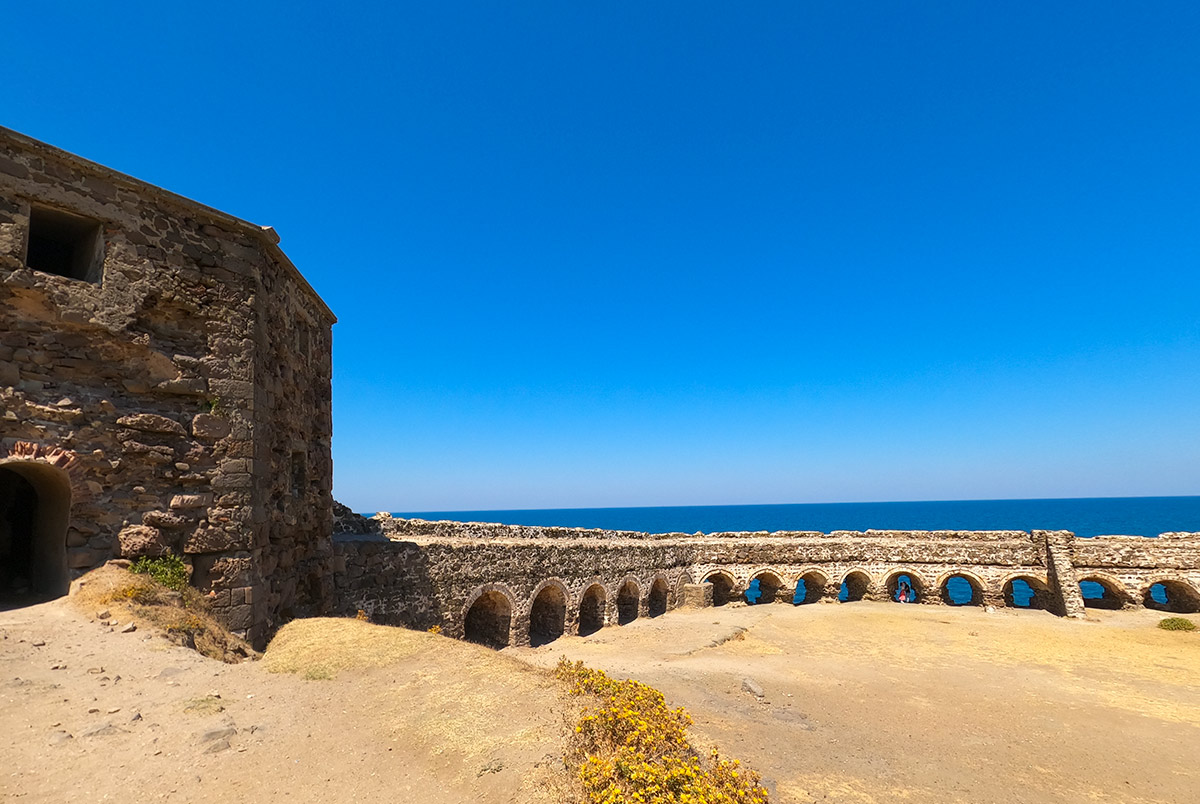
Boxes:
[6,2,1198,511]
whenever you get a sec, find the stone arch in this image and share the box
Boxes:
[1000,573,1054,610]
[461,583,517,648]
[885,568,930,603]
[795,569,829,604]
[1078,573,1133,610]
[528,578,571,647]
[747,568,786,604]
[578,582,607,636]
[647,575,669,617]
[702,570,738,606]
[1140,577,1200,614]
[616,578,640,625]
[937,570,987,606]
[841,569,872,602]
[0,458,74,600]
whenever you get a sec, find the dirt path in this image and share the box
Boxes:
[4,590,1198,804]
[513,601,1200,804]
[1,598,570,803]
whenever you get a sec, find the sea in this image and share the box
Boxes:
[393,496,1200,539]
[392,496,1200,606]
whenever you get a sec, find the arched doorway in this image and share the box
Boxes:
[1079,576,1130,610]
[464,590,513,648]
[794,571,827,604]
[1143,580,1200,614]
[840,571,871,602]
[704,572,737,606]
[647,577,669,617]
[529,583,567,647]
[1003,576,1052,610]
[578,584,606,635]
[746,571,784,604]
[616,580,640,625]
[941,574,984,606]
[0,462,72,602]
[886,571,926,604]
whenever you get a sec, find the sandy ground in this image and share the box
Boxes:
[1,593,571,804]
[517,601,1200,804]
[3,586,1199,804]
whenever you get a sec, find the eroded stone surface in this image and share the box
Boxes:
[0,127,335,648]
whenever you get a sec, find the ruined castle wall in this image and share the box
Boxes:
[249,248,335,638]
[333,534,697,645]
[331,520,1200,643]
[1070,533,1200,606]
[0,130,333,646]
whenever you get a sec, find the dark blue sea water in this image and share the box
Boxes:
[394,496,1200,539]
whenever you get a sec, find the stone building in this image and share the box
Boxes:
[0,127,335,647]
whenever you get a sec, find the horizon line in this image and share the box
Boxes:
[383,493,1200,516]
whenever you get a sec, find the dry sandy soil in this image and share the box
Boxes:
[3,574,1199,804]
[516,602,1200,804]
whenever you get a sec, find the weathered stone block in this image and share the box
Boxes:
[142,510,191,529]
[225,603,253,630]
[170,493,212,510]
[211,470,252,490]
[117,525,167,558]
[183,526,250,554]
[116,413,187,436]
[681,583,714,607]
[191,414,231,440]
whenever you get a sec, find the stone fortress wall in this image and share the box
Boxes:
[0,128,335,647]
[331,508,1200,648]
[3,128,1198,653]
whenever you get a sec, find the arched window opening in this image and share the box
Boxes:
[464,590,512,649]
[1079,577,1128,610]
[617,581,640,625]
[1003,577,1051,609]
[648,578,669,617]
[705,573,736,606]
[529,584,567,647]
[941,574,982,606]
[578,585,606,636]
[794,572,826,604]
[746,573,783,605]
[840,572,870,602]
[0,464,71,602]
[1144,581,1200,614]
[887,572,922,604]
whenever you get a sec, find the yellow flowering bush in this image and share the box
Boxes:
[556,659,769,804]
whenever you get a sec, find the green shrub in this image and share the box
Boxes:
[130,554,190,591]
[1158,617,1196,632]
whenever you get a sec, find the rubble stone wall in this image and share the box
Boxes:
[333,516,1200,646]
[0,128,334,647]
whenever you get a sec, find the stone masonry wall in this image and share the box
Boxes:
[332,517,1200,646]
[0,128,333,647]
[250,239,336,637]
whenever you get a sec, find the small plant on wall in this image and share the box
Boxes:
[130,554,189,591]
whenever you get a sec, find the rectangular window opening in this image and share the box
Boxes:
[25,205,104,283]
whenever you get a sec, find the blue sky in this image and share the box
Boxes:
[6,2,1199,511]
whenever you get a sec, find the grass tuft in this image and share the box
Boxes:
[72,564,255,663]
[1158,617,1197,632]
